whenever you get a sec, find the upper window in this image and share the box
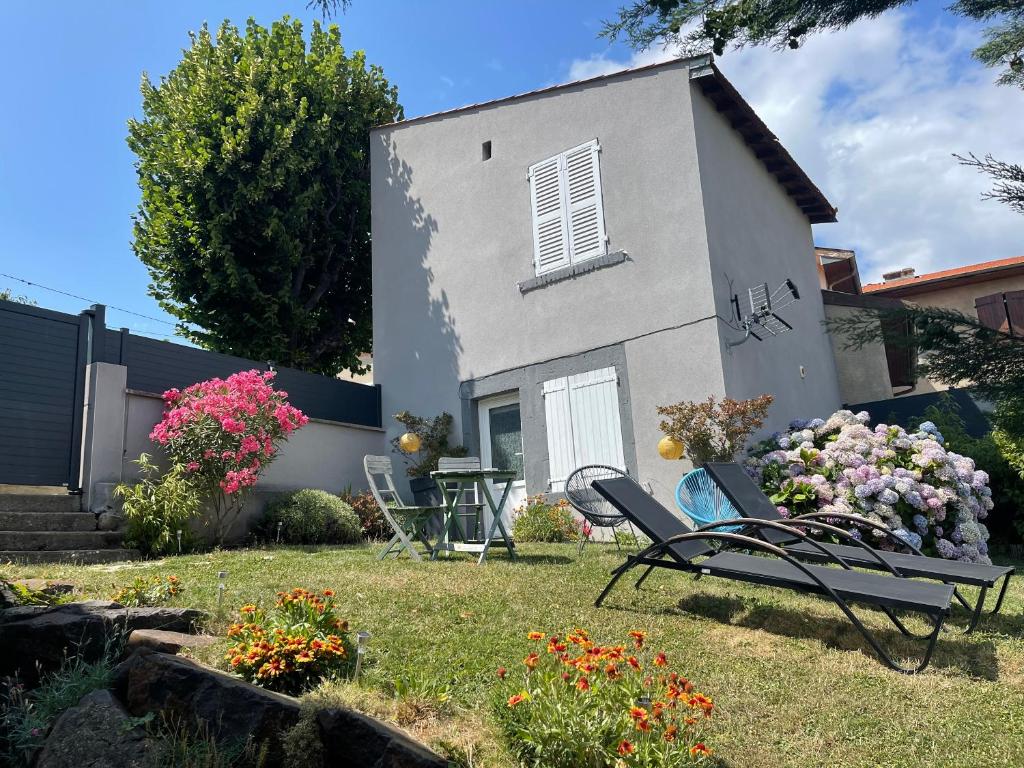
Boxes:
[528,140,607,276]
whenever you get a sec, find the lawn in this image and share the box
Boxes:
[5,543,1024,767]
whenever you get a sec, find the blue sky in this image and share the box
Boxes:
[1,1,1019,340]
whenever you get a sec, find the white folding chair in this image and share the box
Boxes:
[364,455,437,561]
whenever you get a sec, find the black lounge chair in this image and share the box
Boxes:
[592,476,955,673]
[702,462,1014,633]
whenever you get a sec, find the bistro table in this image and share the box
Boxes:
[429,468,518,564]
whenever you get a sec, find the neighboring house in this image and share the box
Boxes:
[864,256,1024,333]
[370,55,843,511]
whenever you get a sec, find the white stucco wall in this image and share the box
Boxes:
[691,88,842,433]
[371,61,725,477]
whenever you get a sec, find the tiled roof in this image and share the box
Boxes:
[863,256,1024,293]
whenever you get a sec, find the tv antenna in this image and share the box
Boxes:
[725,278,800,348]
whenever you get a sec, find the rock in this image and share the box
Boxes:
[35,689,155,768]
[127,628,218,654]
[316,708,448,768]
[0,601,205,685]
[0,581,17,609]
[122,649,300,756]
[97,512,123,532]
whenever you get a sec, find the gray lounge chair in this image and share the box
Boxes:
[702,461,1014,633]
[592,475,954,674]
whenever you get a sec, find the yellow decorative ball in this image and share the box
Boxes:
[398,432,422,453]
[657,436,685,461]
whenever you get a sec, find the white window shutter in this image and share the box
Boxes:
[542,376,576,491]
[567,367,625,470]
[529,156,569,274]
[564,141,606,263]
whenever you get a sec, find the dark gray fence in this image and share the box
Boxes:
[0,300,91,487]
[0,300,381,489]
[101,329,381,428]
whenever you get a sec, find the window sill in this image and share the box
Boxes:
[518,250,629,294]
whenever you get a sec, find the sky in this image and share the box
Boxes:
[1,1,1020,340]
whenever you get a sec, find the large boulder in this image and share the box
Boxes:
[35,689,155,768]
[0,601,205,684]
[113,649,448,767]
[120,648,301,756]
[316,708,449,768]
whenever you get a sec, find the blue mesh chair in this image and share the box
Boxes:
[675,467,740,531]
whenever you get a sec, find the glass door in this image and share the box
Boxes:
[478,393,526,528]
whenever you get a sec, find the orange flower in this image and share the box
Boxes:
[627,655,641,670]
[629,706,648,722]
[654,652,668,667]
[690,743,713,759]
[496,666,507,679]
[230,655,244,667]
[663,724,678,742]
[322,589,334,597]
[240,604,257,614]
[605,663,620,679]
[523,652,539,669]
[628,630,646,649]
[576,677,590,692]
[527,631,544,641]
[617,740,634,756]
[689,693,714,717]
[507,692,528,707]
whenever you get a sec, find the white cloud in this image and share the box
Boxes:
[567,15,1024,282]
[440,75,455,88]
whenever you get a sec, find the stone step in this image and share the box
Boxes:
[0,549,140,565]
[0,531,123,552]
[0,494,81,514]
[0,512,97,532]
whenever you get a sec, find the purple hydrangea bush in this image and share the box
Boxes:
[746,410,994,564]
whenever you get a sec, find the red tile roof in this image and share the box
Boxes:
[863,256,1024,294]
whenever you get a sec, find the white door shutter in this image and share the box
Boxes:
[529,156,569,274]
[567,367,625,470]
[542,376,575,492]
[564,141,606,263]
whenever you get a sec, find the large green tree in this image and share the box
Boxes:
[128,17,402,375]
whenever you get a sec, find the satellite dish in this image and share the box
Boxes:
[726,278,800,347]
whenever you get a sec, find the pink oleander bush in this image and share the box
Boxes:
[150,369,308,543]
[746,409,994,564]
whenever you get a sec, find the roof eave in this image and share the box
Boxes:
[688,59,837,225]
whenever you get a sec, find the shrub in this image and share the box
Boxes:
[389,411,467,478]
[512,496,580,542]
[922,401,1024,545]
[747,409,994,563]
[260,490,361,545]
[111,575,183,607]
[150,369,308,543]
[494,628,715,767]
[1,652,115,763]
[226,588,353,695]
[115,454,203,556]
[339,487,391,541]
[657,394,773,464]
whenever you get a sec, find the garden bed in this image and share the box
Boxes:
[4,543,1023,767]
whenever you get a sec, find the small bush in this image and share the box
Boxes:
[339,487,391,541]
[512,496,580,543]
[111,575,183,607]
[1,652,116,764]
[494,628,715,767]
[226,588,353,695]
[260,490,361,545]
[115,454,203,557]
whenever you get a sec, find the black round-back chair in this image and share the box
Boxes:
[564,464,639,554]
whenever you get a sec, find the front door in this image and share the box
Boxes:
[478,393,526,529]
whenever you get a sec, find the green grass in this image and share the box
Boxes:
[5,544,1024,767]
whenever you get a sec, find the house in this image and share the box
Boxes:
[370,55,843,512]
[864,256,1024,335]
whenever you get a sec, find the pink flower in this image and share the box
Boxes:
[186,461,199,472]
